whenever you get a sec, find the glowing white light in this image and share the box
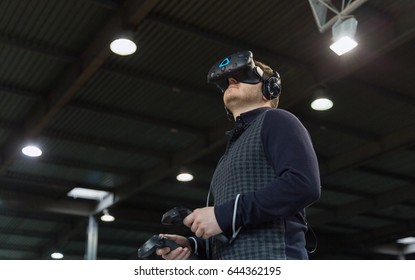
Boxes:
[110,38,137,56]
[397,237,415,245]
[176,173,194,182]
[51,252,64,259]
[100,209,115,222]
[21,145,42,157]
[67,188,111,201]
[329,36,358,56]
[311,98,333,111]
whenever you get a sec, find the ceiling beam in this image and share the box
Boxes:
[147,14,310,70]
[321,124,415,175]
[357,166,415,183]
[30,155,139,177]
[70,100,205,135]
[0,37,78,63]
[0,186,94,216]
[43,128,167,160]
[313,219,415,257]
[299,114,380,141]
[100,66,220,100]
[309,183,415,226]
[1,171,114,192]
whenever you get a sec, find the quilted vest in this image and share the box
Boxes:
[210,111,286,259]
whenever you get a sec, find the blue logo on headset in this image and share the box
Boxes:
[219,57,230,67]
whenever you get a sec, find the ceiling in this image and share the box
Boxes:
[0,0,415,260]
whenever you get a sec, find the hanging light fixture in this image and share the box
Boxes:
[51,252,64,259]
[329,17,358,56]
[176,166,194,182]
[21,145,42,157]
[110,31,137,56]
[311,98,333,111]
[308,0,366,55]
[176,172,194,182]
[311,87,333,111]
[100,209,115,222]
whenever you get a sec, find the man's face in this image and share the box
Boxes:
[223,77,263,111]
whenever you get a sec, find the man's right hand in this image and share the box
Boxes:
[155,234,192,260]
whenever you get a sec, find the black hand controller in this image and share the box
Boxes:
[161,206,229,243]
[137,235,198,259]
[161,206,192,225]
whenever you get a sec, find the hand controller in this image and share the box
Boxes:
[137,235,198,259]
[162,206,229,243]
[161,206,192,225]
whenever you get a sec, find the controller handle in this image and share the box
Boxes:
[137,235,198,260]
[162,206,229,243]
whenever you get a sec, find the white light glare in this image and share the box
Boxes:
[51,252,64,259]
[176,173,194,182]
[67,187,111,201]
[397,237,415,245]
[110,38,137,56]
[330,17,358,56]
[311,98,333,111]
[100,209,115,222]
[21,145,42,157]
[329,36,358,56]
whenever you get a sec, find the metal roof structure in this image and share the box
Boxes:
[0,0,414,260]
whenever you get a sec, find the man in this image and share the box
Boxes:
[157,50,320,259]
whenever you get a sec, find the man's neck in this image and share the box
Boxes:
[232,104,272,121]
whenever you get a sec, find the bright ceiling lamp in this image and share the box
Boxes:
[329,17,358,56]
[176,172,194,182]
[311,87,333,111]
[110,37,137,56]
[51,252,64,259]
[311,98,333,111]
[397,237,415,245]
[100,209,115,222]
[21,145,42,157]
[67,187,111,201]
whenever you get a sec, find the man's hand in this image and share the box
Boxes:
[155,234,192,260]
[183,207,222,239]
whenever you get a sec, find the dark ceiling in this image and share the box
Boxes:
[0,0,415,260]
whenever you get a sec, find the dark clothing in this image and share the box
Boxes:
[211,109,286,259]
[190,107,320,259]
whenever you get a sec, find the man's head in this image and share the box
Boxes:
[207,50,281,108]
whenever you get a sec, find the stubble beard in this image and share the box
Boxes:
[224,86,263,114]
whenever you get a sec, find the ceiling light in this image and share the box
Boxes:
[397,237,415,245]
[110,38,137,56]
[21,145,42,157]
[329,17,358,56]
[67,187,111,201]
[311,98,333,111]
[176,172,194,182]
[51,252,64,259]
[100,209,115,222]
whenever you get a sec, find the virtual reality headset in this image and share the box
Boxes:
[207,50,264,92]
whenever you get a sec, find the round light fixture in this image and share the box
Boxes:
[176,172,194,182]
[100,209,115,222]
[110,38,137,56]
[311,98,333,111]
[51,252,64,259]
[22,145,42,157]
